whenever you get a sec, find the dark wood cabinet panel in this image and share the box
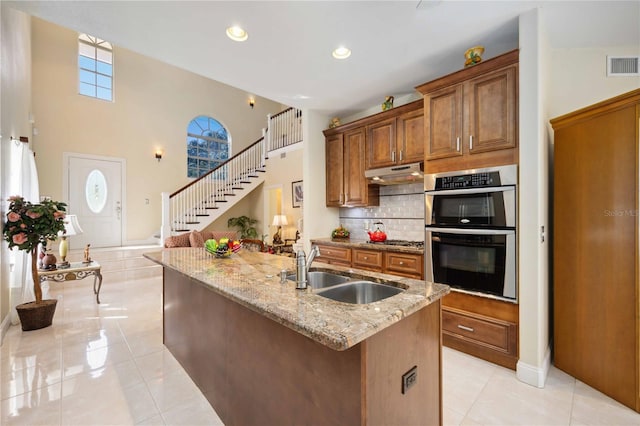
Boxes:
[467,66,517,154]
[397,107,425,164]
[343,128,368,206]
[366,118,396,169]
[424,85,463,160]
[325,133,344,207]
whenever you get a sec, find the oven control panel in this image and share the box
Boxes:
[436,171,500,189]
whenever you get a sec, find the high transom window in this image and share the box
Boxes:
[187,116,230,178]
[78,34,113,101]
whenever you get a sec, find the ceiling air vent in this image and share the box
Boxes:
[607,56,640,77]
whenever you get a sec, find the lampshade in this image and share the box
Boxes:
[63,214,84,236]
[271,215,288,227]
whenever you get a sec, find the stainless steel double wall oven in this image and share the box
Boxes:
[425,165,517,302]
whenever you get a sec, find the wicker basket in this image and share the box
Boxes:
[16,299,57,331]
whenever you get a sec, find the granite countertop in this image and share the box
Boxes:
[311,237,424,254]
[145,248,448,351]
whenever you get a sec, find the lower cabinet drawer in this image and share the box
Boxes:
[384,252,423,279]
[316,245,351,265]
[352,249,383,271]
[442,307,517,355]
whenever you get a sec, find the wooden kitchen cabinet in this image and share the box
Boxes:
[315,244,352,266]
[417,49,518,173]
[352,249,384,272]
[384,252,423,279]
[325,133,344,206]
[441,291,518,369]
[365,101,424,170]
[324,127,379,208]
[551,89,640,412]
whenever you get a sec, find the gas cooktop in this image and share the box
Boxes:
[366,240,424,248]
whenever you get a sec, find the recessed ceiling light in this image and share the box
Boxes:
[332,46,351,59]
[226,26,248,42]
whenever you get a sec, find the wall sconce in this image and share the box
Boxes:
[155,150,163,162]
[249,98,255,109]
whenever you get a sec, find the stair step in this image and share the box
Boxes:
[205,207,219,210]
[185,221,200,224]
[232,187,243,190]
[240,181,251,184]
[224,193,236,196]
[195,214,209,217]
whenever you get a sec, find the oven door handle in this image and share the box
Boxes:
[425,186,515,196]
[426,227,515,236]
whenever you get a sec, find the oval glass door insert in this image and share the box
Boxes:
[85,169,108,213]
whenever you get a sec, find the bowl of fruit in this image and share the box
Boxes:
[331,224,350,240]
[205,238,241,258]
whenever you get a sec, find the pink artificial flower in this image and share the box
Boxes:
[12,233,28,245]
[26,210,42,219]
[20,223,26,229]
[54,211,65,219]
[7,212,20,222]
[8,195,22,202]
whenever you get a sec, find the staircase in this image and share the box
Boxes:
[161,107,302,241]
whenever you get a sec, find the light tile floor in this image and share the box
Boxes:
[1,275,639,425]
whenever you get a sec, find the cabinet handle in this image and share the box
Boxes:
[364,256,368,260]
[456,137,460,152]
[458,324,474,332]
[392,151,396,162]
[469,135,473,150]
[399,261,404,265]
[399,150,403,161]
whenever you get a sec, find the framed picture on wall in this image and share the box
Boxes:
[292,180,303,208]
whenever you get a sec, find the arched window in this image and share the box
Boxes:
[78,34,113,101]
[187,116,230,178]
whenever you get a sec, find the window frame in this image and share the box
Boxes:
[186,116,231,179]
[78,34,114,102]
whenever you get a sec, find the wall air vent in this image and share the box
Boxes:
[607,56,640,76]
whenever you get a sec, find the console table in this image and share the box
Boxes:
[38,261,103,303]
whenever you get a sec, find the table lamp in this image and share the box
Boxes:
[271,214,288,245]
[58,214,84,268]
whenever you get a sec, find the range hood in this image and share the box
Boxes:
[364,162,424,185]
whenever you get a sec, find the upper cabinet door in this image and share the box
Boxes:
[344,127,367,206]
[425,84,463,160]
[325,133,344,207]
[366,118,396,169]
[397,108,424,164]
[467,65,517,154]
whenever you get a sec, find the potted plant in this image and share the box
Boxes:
[3,196,67,331]
[227,215,258,239]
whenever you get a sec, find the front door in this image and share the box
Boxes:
[66,154,123,249]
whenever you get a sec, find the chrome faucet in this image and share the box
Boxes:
[296,245,321,290]
[296,250,308,289]
[306,245,320,273]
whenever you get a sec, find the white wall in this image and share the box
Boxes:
[517,7,551,388]
[302,109,338,250]
[548,46,640,120]
[30,17,283,244]
[0,6,32,338]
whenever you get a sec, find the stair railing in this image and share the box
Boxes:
[162,137,265,238]
[266,107,303,152]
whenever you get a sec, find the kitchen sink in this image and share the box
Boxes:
[315,281,404,304]
[286,271,351,289]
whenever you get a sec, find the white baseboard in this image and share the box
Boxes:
[0,313,12,345]
[516,345,551,388]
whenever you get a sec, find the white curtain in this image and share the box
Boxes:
[8,141,41,324]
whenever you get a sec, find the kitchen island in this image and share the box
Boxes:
[145,248,449,425]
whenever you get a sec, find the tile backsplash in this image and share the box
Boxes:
[339,182,424,241]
